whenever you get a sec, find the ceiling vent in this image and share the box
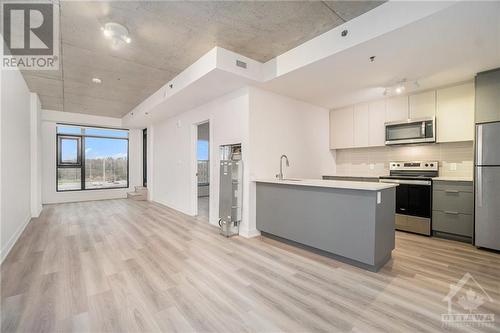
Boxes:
[236,60,247,69]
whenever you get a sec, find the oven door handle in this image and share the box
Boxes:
[379,179,431,186]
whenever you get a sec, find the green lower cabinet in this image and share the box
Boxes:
[432,211,473,237]
[432,180,473,243]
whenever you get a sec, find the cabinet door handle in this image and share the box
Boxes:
[444,190,459,194]
[444,211,459,215]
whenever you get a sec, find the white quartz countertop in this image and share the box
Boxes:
[253,178,398,191]
[433,176,473,182]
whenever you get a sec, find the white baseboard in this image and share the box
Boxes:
[152,199,192,216]
[1,214,32,264]
[31,205,42,218]
[239,228,261,238]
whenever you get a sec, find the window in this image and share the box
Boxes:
[197,140,209,161]
[56,125,129,191]
[197,140,209,186]
[58,136,81,165]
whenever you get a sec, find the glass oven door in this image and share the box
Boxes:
[382,179,432,218]
[395,183,409,215]
[407,184,431,218]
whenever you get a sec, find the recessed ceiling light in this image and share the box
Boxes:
[101,22,131,48]
[383,79,409,97]
[92,77,102,84]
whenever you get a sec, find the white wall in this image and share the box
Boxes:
[148,86,335,238]
[248,87,335,179]
[0,66,32,262]
[150,88,249,232]
[30,93,42,217]
[246,87,335,236]
[41,110,142,204]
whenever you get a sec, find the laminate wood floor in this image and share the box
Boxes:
[1,199,499,333]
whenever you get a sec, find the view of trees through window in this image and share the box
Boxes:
[57,125,129,191]
[197,140,209,185]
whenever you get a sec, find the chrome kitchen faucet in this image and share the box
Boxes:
[277,154,289,180]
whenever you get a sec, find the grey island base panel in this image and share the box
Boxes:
[256,183,396,272]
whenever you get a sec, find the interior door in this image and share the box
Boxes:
[475,166,500,250]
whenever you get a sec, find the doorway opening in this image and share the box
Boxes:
[196,122,210,221]
[143,128,147,187]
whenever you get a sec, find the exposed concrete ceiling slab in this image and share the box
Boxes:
[324,1,385,22]
[261,1,500,109]
[20,0,383,118]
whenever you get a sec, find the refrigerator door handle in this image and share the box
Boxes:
[476,125,483,164]
[477,167,483,208]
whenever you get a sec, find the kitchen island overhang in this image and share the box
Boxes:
[255,179,398,272]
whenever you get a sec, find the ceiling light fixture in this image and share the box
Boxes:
[383,79,411,97]
[101,22,131,48]
[395,79,407,94]
[92,77,102,84]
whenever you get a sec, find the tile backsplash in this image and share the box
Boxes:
[334,141,473,177]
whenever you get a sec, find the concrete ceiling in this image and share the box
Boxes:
[261,1,500,109]
[21,0,384,118]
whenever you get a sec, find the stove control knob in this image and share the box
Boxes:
[430,163,434,167]
[425,163,429,167]
[397,164,400,167]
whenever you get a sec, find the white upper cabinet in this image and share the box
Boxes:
[409,90,436,119]
[329,82,475,149]
[385,95,408,122]
[330,106,354,149]
[368,99,386,146]
[436,82,474,142]
[353,102,370,147]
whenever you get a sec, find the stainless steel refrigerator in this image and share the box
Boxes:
[475,121,500,250]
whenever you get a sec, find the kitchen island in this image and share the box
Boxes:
[255,179,397,271]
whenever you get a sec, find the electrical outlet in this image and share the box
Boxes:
[450,163,457,171]
[369,163,375,170]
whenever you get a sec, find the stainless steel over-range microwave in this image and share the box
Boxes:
[385,117,435,145]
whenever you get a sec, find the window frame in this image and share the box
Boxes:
[57,135,82,167]
[56,124,130,192]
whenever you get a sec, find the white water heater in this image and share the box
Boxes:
[218,144,242,237]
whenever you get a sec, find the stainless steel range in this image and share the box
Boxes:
[379,161,438,236]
